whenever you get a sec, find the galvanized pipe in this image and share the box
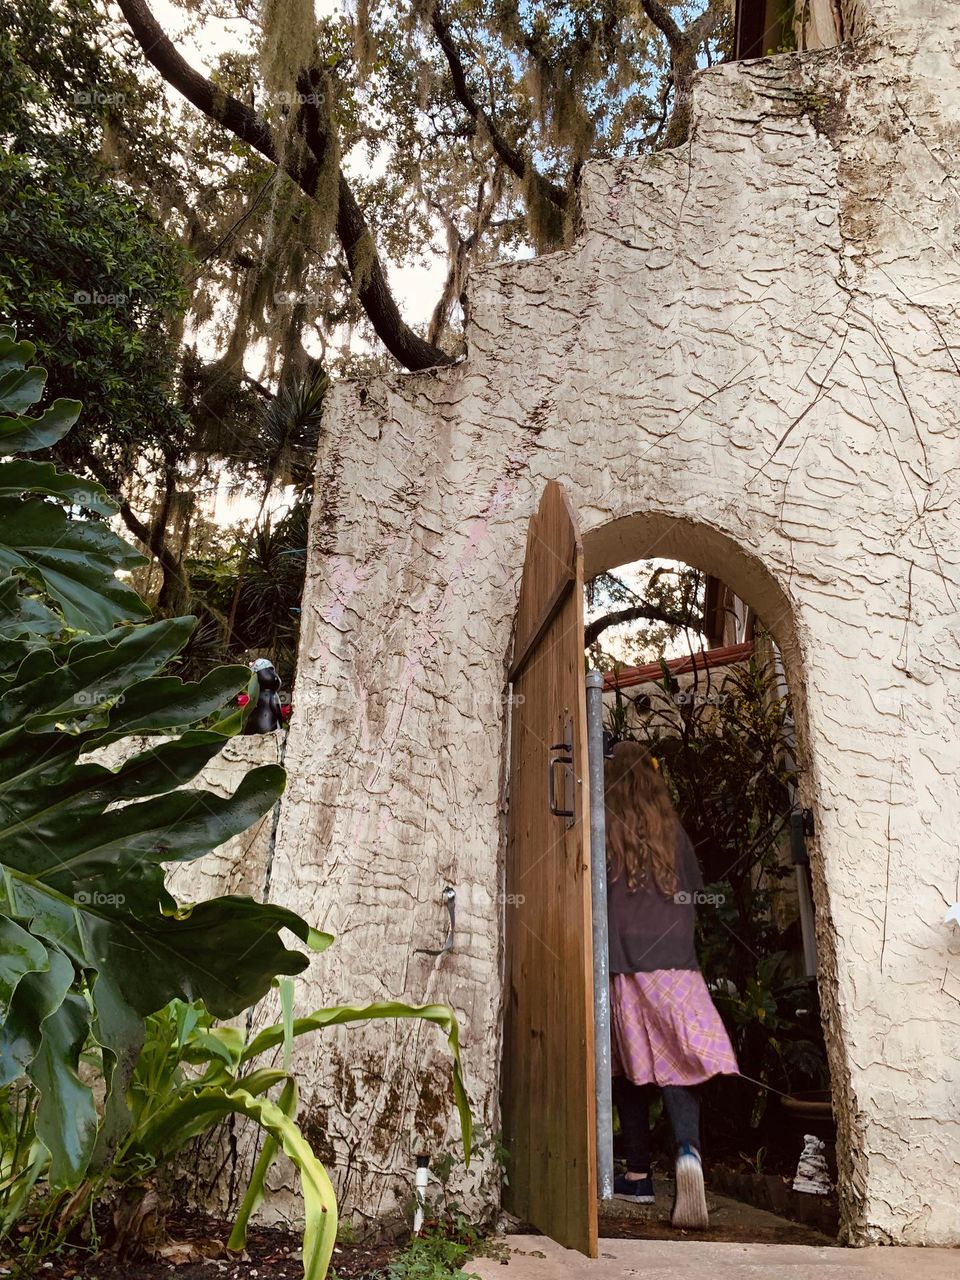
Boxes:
[585,670,614,1201]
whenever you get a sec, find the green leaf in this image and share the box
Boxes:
[229,1075,298,1251]
[3,618,194,733]
[0,912,50,1020]
[0,330,36,376]
[0,365,47,416]
[0,398,82,453]
[138,1086,338,1280]
[242,1001,473,1161]
[0,458,115,515]
[28,992,98,1186]
[0,329,316,1200]
[0,945,74,1087]
[0,497,149,632]
[89,666,253,739]
[279,976,295,1072]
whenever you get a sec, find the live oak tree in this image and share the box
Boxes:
[109,0,730,375]
[2,1,729,655]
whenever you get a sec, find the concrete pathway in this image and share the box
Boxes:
[471,1236,959,1280]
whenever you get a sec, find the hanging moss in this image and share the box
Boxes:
[521,165,566,254]
[353,0,377,83]
[259,0,317,124]
[349,228,378,304]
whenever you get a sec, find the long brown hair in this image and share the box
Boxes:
[605,740,679,897]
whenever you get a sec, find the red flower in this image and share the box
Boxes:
[281,703,292,718]
[237,693,250,707]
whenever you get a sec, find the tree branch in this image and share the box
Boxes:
[116,0,452,371]
[78,444,190,609]
[640,0,720,150]
[585,604,691,648]
[428,2,568,211]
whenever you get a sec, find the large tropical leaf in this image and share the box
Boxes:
[0,497,150,633]
[0,329,318,1190]
[0,326,149,632]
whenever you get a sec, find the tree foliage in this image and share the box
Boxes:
[1,0,732,676]
[106,0,731,373]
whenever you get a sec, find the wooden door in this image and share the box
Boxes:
[501,480,597,1257]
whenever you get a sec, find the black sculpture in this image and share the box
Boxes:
[243,658,285,734]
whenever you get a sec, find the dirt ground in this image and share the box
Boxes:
[1,1184,835,1277]
[0,1210,397,1280]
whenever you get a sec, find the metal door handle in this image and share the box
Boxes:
[415,886,456,956]
[548,742,574,818]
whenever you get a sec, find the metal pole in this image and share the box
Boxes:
[585,670,614,1201]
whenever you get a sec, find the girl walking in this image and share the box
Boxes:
[605,740,738,1228]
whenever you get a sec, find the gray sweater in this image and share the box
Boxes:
[606,823,704,974]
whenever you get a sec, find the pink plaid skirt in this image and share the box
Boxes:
[610,969,739,1087]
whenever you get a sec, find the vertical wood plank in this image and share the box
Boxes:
[501,481,598,1257]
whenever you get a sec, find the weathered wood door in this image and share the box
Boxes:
[501,480,597,1257]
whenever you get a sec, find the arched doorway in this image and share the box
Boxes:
[501,486,849,1254]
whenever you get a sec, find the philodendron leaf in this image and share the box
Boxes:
[1,617,194,733]
[28,992,99,1186]
[0,945,74,1087]
[87,666,254,740]
[0,365,48,417]
[0,329,319,1200]
[0,458,115,515]
[0,328,36,375]
[0,498,149,633]
[0,913,50,1020]
[4,765,287,911]
[0,398,82,453]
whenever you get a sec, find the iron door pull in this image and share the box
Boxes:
[415,886,456,956]
[548,740,574,818]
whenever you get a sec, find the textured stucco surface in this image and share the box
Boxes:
[172,0,960,1248]
[92,732,283,907]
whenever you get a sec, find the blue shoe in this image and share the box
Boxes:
[613,1172,655,1203]
[671,1144,708,1228]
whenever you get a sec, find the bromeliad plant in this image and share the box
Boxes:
[0,329,471,1276]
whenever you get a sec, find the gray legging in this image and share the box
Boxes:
[613,1076,700,1174]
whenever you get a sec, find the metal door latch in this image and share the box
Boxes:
[547,715,575,822]
[415,885,456,956]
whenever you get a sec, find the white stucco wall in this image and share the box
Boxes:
[170,0,960,1247]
